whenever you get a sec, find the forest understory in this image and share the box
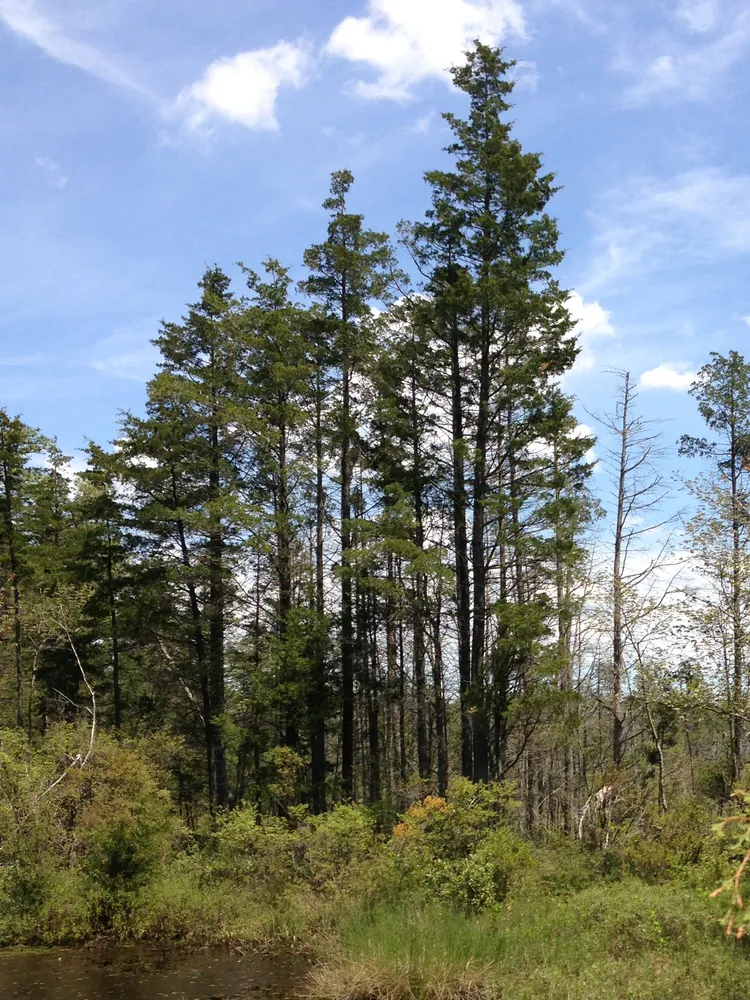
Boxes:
[0,736,749,1000]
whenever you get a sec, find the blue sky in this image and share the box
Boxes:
[1,0,749,465]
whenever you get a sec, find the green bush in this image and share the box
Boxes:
[303,805,380,893]
[0,727,182,938]
[617,797,725,888]
[421,827,536,911]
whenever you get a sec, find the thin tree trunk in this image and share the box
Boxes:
[106,518,121,731]
[385,553,400,803]
[1,450,23,730]
[612,373,630,771]
[276,417,298,750]
[367,591,381,803]
[730,410,744,783]
[431,590,448,796]
[449,318,473,779]
[208,411,228,808]
[410,370,429,778]
[471,325,491,783]
[340,286,355,800]
[175,501,215,810]
[310,372,327,813]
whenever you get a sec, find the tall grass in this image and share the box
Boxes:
[310,882,750,1000]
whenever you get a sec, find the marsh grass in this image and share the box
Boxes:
[310,883,750,1000]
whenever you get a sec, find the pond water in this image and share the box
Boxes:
[0,948,307,1000]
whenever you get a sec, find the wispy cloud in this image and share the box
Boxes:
[90,322,158,383]
[34,155,68,189]
[512,59,538,89]
[327,0,526,100]
[676,0,718,34]
[0,0,148,95]
[174,40,312,133]
[407,111,436,135]
[583,167,750,291]
[0,353,45,366]
[621,4,750,104]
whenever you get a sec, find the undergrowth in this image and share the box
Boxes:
[0,727,745,998]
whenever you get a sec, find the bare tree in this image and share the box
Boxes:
[596,371,677,770]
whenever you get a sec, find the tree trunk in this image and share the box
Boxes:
[175,500,215,811]
[1,452,23,730]
[470,326,491,783]
[340,303,355,800]
[612,373,630,771]
[730,412,744,783]
[410,372,429,778]
[310,374,327,812]
[106,518,121,732]
[208,414,228,808]
[431,592,449,795]
[450,318,473,779]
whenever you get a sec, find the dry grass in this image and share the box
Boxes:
[308,956,497,1000]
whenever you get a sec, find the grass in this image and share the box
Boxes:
[309,882,750,1000]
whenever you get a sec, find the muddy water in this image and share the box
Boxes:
[0,948,307,1000]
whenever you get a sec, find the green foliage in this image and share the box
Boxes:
[304,805,380,892]
[709,789,750,938]
[392,779,518,860]
[618,796,723,887]
[0,727,181,941]
[385,782,532,910]
[422,827,536,911]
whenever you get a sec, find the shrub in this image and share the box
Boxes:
[0,727,182,936]
[618,797,724,887]
[392,778,518,861]
[213,807,300,896]
[303,805,381,893]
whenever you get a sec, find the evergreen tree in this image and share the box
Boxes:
[115,267,247,809]
[301,170,396,800]
[407,43,578,782]
[681,351,750,783]
[0,411,47,727]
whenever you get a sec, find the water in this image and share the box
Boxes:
[0,948,306,1000]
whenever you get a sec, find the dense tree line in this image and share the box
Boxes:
[2,44,748,829]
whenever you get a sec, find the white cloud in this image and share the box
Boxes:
[35,155,68,189]
[528,421,597,466]
[640,363,697,392]
[642,169,750,252]
[174,41,312,132]
[512,59,538,89]
[567,290,615,371]
[41,452,88,484]
[326,0,526,100]
[0,0,145,94]
[573,421,597,466]
[741,316,750,328]
[623,7,750,104]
